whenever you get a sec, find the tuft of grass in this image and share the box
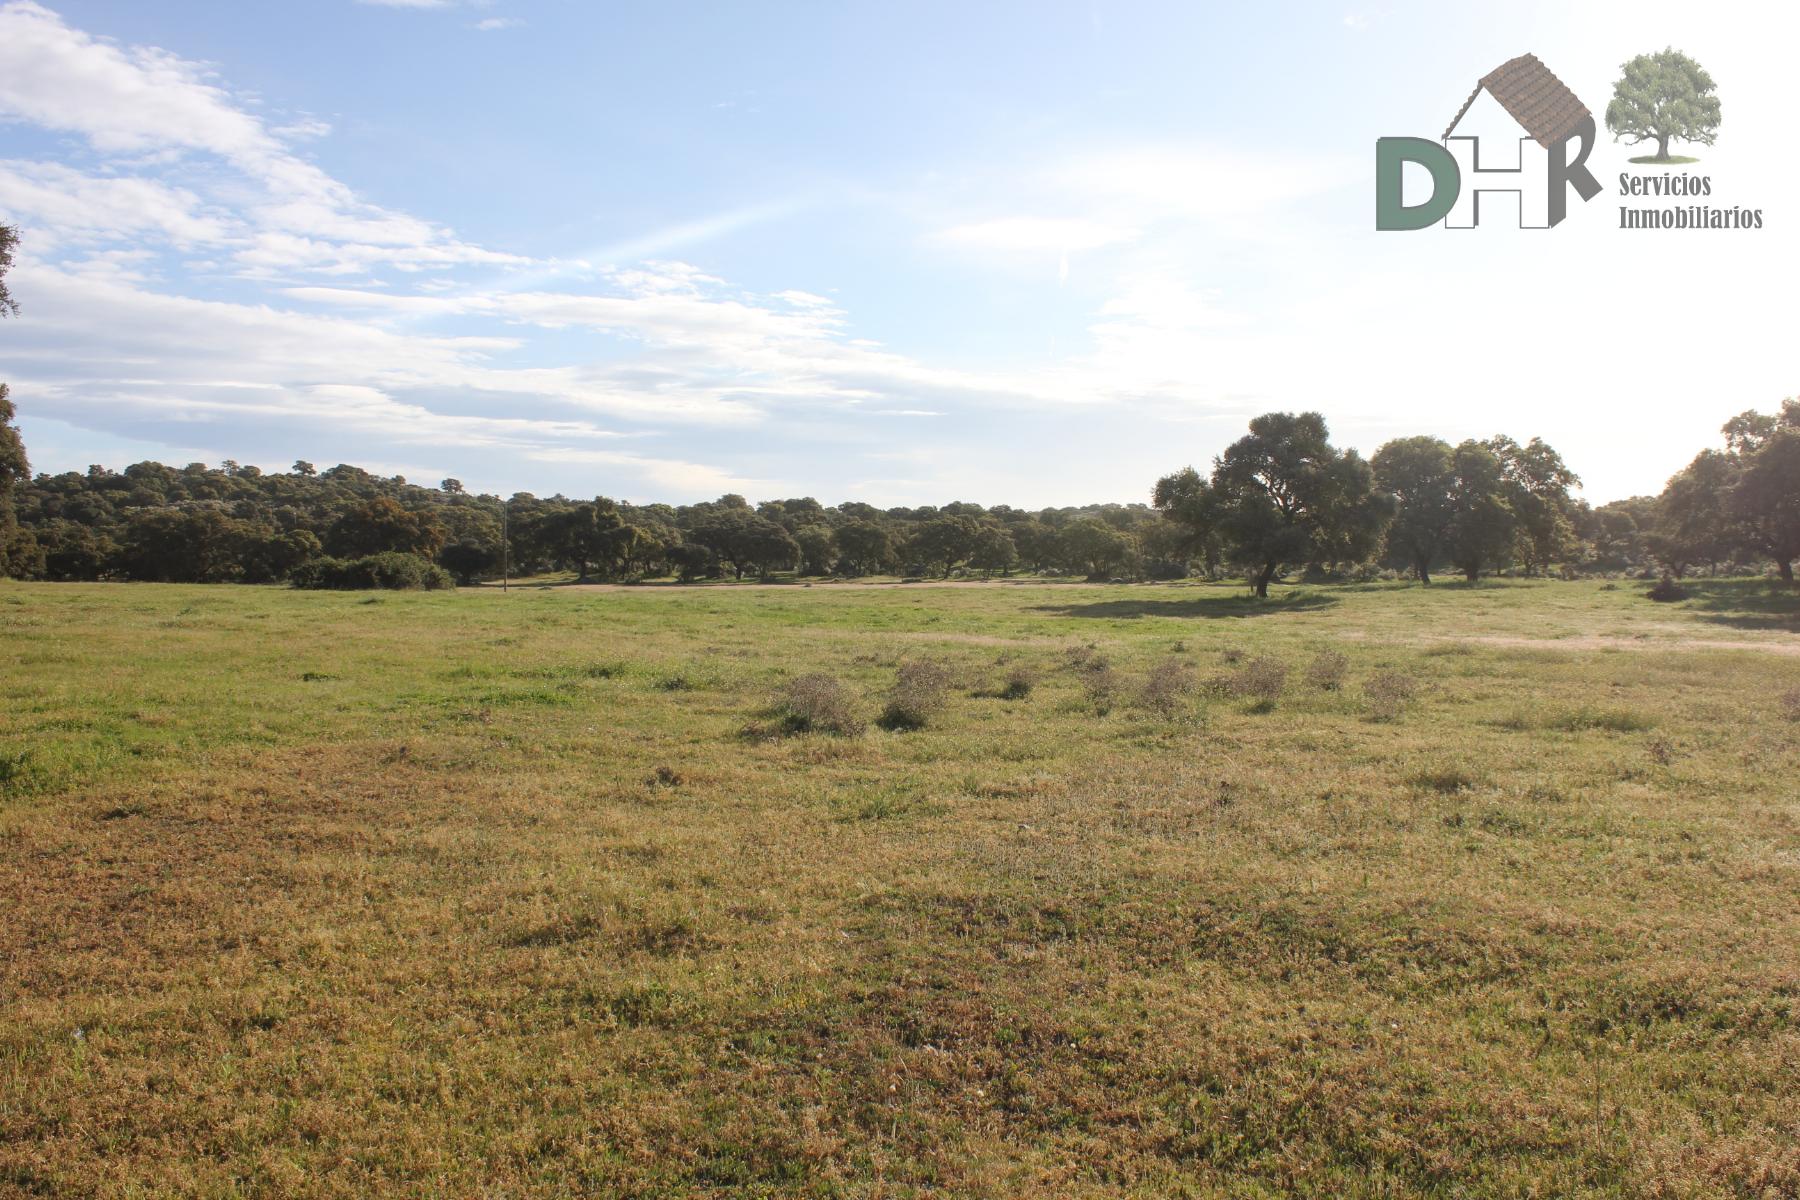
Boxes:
[879,659,952,731]
[1547,706,1653,733]
[1137,657,1198,718]
[1081,660,1126,714]
[1781,687,1800,722]
[776,674,865,735]
[1304,649,1348,690]
[1228,655,1287,709]
[997,665,1036,700]
[1364,671,1418,721]
[1410,764,1483,794]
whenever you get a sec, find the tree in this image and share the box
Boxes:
[1445,441,1516,582]
[1158,412,1390,598]
[1725,404,1800,584]
[1662,400,1800,584]
[1149,468,1222,577]
[439,539,498,585]
[1372,436,1455,584]
[1605,48,1721,162]
[538,500,626,581]
[0,383,30,578]
[834,520,894,577]
[968,524,1019,578]
[0,223,18,318]
[1057,518,1133,579]
[688,509,797,580]
[1486,436,1580,574]
[1,225,30,577]
[327,497,446,559]
[909,516,979,578]
[1654,451,1735,575]
[793,525,836,576]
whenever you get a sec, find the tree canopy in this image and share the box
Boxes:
[1157,412,1390,597]
[1605,48,1721,161]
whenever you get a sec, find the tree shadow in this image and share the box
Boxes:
[1661,578,1800,631]
[1031,590,1341,620]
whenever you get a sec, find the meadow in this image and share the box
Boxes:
[2,576,1797,1198]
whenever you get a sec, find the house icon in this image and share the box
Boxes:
[1439,54,1598,228]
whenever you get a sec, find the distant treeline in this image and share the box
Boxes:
[0,395,1795,590]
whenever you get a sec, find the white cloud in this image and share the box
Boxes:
[0,1,526,278]
[0,160,233,247]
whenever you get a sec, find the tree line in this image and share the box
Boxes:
[0,398,1792,590]
[1,222,1795,591]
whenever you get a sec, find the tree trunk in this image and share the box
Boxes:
[1416,558,1431,585]
[1781,559,1795,585]
[1464,565,1479,582]
[1253,562,1276,598]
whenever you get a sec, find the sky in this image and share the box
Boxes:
[0,0,1793,508]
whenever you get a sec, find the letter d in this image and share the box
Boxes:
[1376,137,1460,230]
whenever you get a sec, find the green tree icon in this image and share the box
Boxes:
[1605,48,1721,163]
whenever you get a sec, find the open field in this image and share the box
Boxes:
[3,577,1799,1198]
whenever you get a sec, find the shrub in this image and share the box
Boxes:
[998,666,1035,700]
[776,674,864,735]
[1064,644,1105,671]
[1304,650,1348,691]
[880,660,952,731]
[1229,656,1287,708]
[1647,574,1688,602]
[292,552,452,591]
[1138,658,1198,718]
[1364,671,1418,721]
[1081,662,1126,714]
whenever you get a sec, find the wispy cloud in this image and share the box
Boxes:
[0,1,526,279]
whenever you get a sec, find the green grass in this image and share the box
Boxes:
[3,576,1799,1197]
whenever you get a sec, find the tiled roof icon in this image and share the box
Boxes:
[1445,53,1591,148]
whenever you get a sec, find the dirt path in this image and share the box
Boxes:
[1406,633,1800,657]
[504,578,1099,593]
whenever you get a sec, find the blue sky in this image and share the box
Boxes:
[1,1,1793,506]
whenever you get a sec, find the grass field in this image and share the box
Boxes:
[3,577,1799,1198]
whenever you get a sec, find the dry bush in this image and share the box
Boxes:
[777,673,865,735]
[1064,643,1105,671]
[1364,671,1418,721]
[1304,650,1348,691]
[880,659,953,730]
[1138,658,1198,718]
[1082,662,1126,714]
[1229,656,1287,708]
[998,666,1036,700]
